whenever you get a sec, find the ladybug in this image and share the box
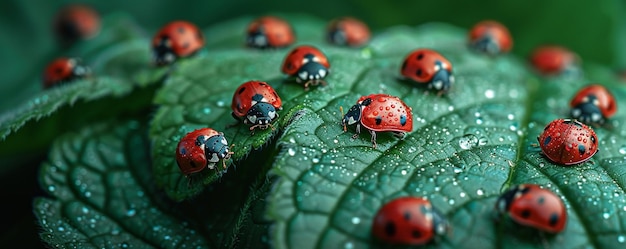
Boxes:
[42,57,91,89]
[495,184,567,233]
[342,93,413,148]
[468,20,513,55]
[152,20,205,66]
[570,84,617,126]
[326,16,371,47]
[246,16,295,49]
[529,45,581,76]
[281,45,331,90]
[400,48,455,95]
[53,4,101,44]
[175,128,234,177]
[372,196,449,246]
[537,118,598,165]
[231,80,283,132]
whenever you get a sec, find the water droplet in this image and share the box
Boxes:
[459,192,466,198]
[401,170,407,175]
[351,217,361,224]
[344,242,354,249]
[333,139,339,144]
[476,117,483,125]
[507,114,514,120]
[48,186,55,192]
[126,209,136,217]
[58,226,65,232]
[216,100,225,107]
[484,89,495,99]
[619,146,626,155]
[408,147,417,153]
[618,235,625,243]
[120,242,130,248]
[476,189,484,196]
[459,134,479,150]
[603,212,610,219]
[202,107,211,114]
[312,158,320,163]
[448,199,455,205]
[288,148,296,156]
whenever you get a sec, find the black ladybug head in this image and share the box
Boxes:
[342,103,363,127]
[296,61,329,83]
[570,101,604,125]
[245,102,278,129]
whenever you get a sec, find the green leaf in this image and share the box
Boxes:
[34,118,273,248]
[263,22,626,249]
[0,13,167,157]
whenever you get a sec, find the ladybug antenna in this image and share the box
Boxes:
[340,106,347,132]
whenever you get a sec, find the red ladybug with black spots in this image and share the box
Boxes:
[372,196,449,246]
[231,80,283,132]
[537,118,598,165]
[342,93,413,148]
[400,48,454,95]
[326,16,371,47]
[175,128,234,177]
[281,45,331,90]
[495,184,567,233]
[42,57,91,89]
[529,45,581,77]
[152,20,205,66]
[468,20,513,55]
[570,84,617,126]
[246,16,295,49]
[53,4,101,44]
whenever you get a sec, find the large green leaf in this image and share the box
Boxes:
[32,14,626,249]
[34,118,273,248]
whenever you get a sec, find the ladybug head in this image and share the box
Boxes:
[246,26,268,48]
[202,133,232,169]
[245,102,278,130]
[296,61,329,83]
[470,34,501,55]
[570,101,604,125]
[152,36,177,66]
[429,61,454,93]
[342,103,363,127]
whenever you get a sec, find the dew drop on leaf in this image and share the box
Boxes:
[484,89,495,99]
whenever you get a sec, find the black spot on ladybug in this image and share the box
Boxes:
[549,213,559,226]
[177,27,185,33]
[385,221,396,237]
[403,212,411,221]
[375,116,382,125]
[591,135,597,144]
[537,196,545,205]
[361,98,373,106]
[287,62,293,70]
[401,60,408,71]
[416,69,423,76]
[180,148,187,155]
[412,230,422,238]
[578,144,586,155]
[238,87,247,94]
[400,115,407,126]
[520,209,531,218]
[543,136,552,146]
[416,53,424,60]
[55,67,64,75]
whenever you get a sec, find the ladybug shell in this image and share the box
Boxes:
[372,196,448,245]
[281,45,330,76]
[54,4,101,42]
[468,20,513,54]
[175,128,220,176]
[152,21,204,63]
[496,184,567,233]
[246,16,295,48]
[42,57,90,88]
[530,45,580,75]
[327,17,371,47]
[358,94,413,133]
[400,49,454,93]
[537,119,598,165]
[570,84,617,118]
[231,80,282,118]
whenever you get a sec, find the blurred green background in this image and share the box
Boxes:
[0,0,624,248]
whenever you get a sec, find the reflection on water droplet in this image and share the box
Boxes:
[507,114,514,120]
[459,134,479,150]
[476,117,483,125]
[202,107,211,114]
[58,226,65,232]
[48,186,55,192]
[618,235,626,243]
[619,146,626,155]
[448,199,455,205]
[126,209,136,217]
[401,170,407,175]
[603,212,610,219]
[476,189,484,196]
[216,100,225,107]
[345,242,354,249]
[288,148,296,156]
[484,89,495,99]
[351,217,361,224]
[312,158,320,163]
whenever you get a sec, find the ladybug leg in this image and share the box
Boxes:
[369,130,377,148]
[351,124,361,139]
